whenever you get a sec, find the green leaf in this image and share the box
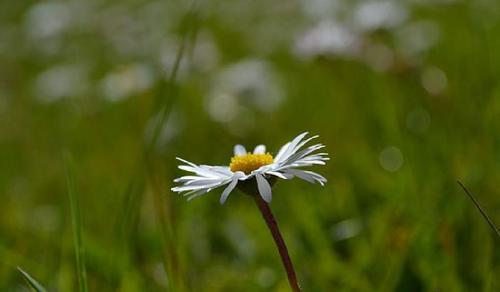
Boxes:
[65,153,89,292]
[17,267,47,292]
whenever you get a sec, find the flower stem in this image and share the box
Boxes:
[253,194,301,292]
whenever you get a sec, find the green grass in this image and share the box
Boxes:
[1,0,499,291]
[17,267,47,292]
[458,181,500,240]
[65,153,89,292]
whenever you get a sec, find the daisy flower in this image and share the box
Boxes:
[171,132,329,204]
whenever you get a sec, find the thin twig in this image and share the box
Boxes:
[457,180,500,239]
[253,195,301,292]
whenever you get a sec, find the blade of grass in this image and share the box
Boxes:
[145,9,199,158]
[148,166,187,292]
[17,267,47,292]
[113,7,200,291]
[116,7,200,238]
[140,18,198,289]
[65,153,89,292]
[457,180,500,239]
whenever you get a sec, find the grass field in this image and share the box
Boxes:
[1,0,499,291]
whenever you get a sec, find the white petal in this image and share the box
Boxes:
[289,132,309,150]
[176,157,198,167]
[174,175,205,183]
[253,144,266,154]
[172,181,225,193]
[282,144,325,165]
[234,144,247,156]
[275,132,308,163]
[185,178,223,186]
[219,178,239,204]
[187,189,209,201]
[256,174,272,202]
[183,188,208,197]
[285,169,327,185]
[178,165,221,178]
[219,172,245,204]
[274,142,290,162]
[205,166,234,176]
[266,171,291,180]
[285,169,315,183]
[292,135,319,155]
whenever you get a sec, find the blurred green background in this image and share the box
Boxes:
[1,0,499,291]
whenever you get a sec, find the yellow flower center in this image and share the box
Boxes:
[230,153,274,174]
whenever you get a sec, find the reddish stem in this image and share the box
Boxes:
[253,195,301,292]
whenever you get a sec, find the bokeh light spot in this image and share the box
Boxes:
[379,146,404,172]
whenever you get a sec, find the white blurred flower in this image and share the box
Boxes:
[206,59,283,128]
[172,132,329,204]
[160,32,220,81]
[300,0,343,20]
[421,66,447,95]
[332,218,362,241]
[100,63,154,102]
[412,0,457,4]
[100,10,146,56]
[190,32,220,73]
[152,263,168,287]
[34,64,88,103]
[353,1,408,31]
[294,20,361,59]
[159,38,190,80]
[25,1,71,40]
[396,21,440,59]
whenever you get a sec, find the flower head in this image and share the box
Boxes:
[230,152,274,174]
[171,132,329,204]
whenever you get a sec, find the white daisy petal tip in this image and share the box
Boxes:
[253,144,266,154]
[234,144,247,156]
[256,174,273,202]
[219,178,239,205]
